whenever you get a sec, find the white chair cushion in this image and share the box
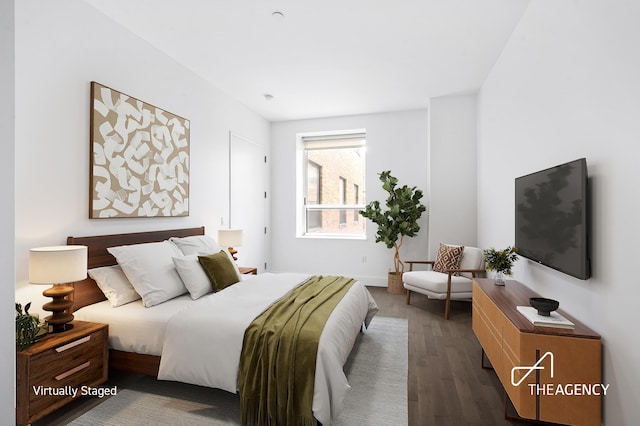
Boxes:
[402,270,473,295]
[459,246,484,278]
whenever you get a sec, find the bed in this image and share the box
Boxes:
[67,227,378,425]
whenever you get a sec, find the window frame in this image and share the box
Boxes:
[353,183,360,223]
[306,160,322,230]
[296,129,367,240]
[339,176,347,226]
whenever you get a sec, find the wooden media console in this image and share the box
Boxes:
[472,278,602,425]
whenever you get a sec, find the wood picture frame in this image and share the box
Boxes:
[89,81,190,218]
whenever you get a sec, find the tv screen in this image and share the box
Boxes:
[515,158,590,279]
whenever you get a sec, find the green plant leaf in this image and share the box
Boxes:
[360,171,427,273]
[15,301,40,351]
[483,246,519,275]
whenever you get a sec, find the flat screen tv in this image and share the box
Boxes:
[514,158,590,279]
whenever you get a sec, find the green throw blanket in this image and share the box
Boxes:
[238,275,356,426]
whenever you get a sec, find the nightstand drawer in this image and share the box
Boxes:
[28,351,105,416]
[28,328,107,413]
[16,321,109,425]
[29,327,106,386]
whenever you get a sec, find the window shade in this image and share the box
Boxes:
[302,134,366,150]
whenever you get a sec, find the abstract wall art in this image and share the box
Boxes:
[90,82,190,218]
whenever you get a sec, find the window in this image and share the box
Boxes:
[307,161,322,230]
[353,184,360,222]
[339,177,347,226]
[297,130,366,238]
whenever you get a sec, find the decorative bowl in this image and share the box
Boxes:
[529,297,559,316]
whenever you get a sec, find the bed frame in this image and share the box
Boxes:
[66,226,205,376]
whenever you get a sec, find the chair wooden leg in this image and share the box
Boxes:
[445,274,452,320]
[445,296,451,320]
[405,289,411,305]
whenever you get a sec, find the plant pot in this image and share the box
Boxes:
[387,272,405,294]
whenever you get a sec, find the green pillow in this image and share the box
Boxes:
[198,251,240,291]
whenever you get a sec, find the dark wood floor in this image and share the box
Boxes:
[370,287,516,426]
[31,286,516,426]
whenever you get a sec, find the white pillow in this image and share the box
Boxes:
[169,235,219,256]
[88,265,141,307]
[107,241,188,307]
[169,235,241,277]
[173,255,213,299]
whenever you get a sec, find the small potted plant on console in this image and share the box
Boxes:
[483,246,519,286]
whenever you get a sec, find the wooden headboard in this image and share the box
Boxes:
[67,226,205,311]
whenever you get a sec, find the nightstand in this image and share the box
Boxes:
[16,321,109,425]
[239,266,258,275]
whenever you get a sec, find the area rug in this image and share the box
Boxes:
[68,316,408,426]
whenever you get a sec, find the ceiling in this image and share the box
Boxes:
[83,0,530,122]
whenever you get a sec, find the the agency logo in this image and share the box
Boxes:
[511,351,610,396]
[511,351,554,387]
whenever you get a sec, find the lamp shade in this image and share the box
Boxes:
[217,229,244,247]
[29,245,88,285]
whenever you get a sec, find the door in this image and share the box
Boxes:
[229,132,266,272]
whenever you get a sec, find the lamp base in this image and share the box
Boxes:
[42,284,75,333]
[228,247,238,261]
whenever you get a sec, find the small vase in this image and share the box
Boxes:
[494,271,505,286]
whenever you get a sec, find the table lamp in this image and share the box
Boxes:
[218,229,243,261]
[29,245,88,333]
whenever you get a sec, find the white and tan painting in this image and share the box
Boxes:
[90,82,190,218]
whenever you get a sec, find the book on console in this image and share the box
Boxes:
[516,306,575,329]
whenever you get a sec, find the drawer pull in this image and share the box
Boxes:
[55,361,91,381]
[56,335,90,353]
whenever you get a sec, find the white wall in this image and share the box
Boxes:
[2,0,16,421]
[428,95,478,257]
[14,0,270,314]
[270,110,429,286]
[477,1,640,424]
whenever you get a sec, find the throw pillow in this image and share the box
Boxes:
[433,243,465,274]
[198,250,241,292]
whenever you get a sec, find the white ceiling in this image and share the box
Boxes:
[83,0,529,122]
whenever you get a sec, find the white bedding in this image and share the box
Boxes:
[74,275,258,354]
[76,272,378,425]
[74,293,195,355]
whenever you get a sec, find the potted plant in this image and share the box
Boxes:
[483,246,519,286]
[16,302,40,351]
[360,171,426,294]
